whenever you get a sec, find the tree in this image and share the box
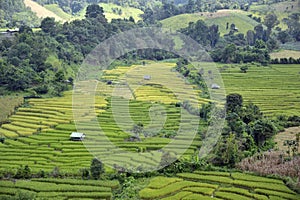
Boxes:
[132,122,143,138]
[226,93,243,114]
[254,24,264,41]
[85,4,107,24]
[263,13,279,34]
[90,158,104,180]
[284,13,300,41]
[80,168,90,180]
[251,119,277,147]
[277,30,290,44]
[208,24,219,47]
[221,133,240,166]
[40,17,56,34]
[240,65,248,73]
[221,44,236,63]
[246,30,255,46]
[242,102,262,124]
[213,133,240,166]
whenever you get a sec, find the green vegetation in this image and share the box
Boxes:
[270,50,300,59]
[140,171,300,200]
[24,0,65,22]
[44,4,73,21]
[100,3,143,22]
[249,0,299,29]
[221,64,300,116]
[0,0,40,28]
[1,1,300,199]
[0,96,23,123]
[161,10,259,35]
[0,178,118,199]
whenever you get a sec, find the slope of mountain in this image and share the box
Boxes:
[24,0,65,22]
[0,0,40,28]
[160,10,259,35]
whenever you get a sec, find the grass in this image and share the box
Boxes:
[270,50,300,59]
[44,4,73,21]
[275,126,300,154]
[24,0,64,22]
[249,1,299,30]
[0,95,23,123]
[160,10,259,35]
[99,3,144,22]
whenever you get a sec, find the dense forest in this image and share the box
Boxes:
[0,4,136,95]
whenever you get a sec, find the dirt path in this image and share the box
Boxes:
[275,126,300,154]
[24,0,64,22]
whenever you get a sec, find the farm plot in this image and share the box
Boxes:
[0,62,206,175]
[0,91,108,174]
[0,91,108,138]
[0,178,119,199]
[221,64,300,116]
[140,171,300,200]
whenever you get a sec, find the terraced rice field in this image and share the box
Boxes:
[0,178,118,199]
[0,62,205,174]
[220,64,300,116]
[140,171,300,200]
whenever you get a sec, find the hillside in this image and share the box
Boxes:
[250,0,300,29]
[43,4,73,21]
[161,10,259,35]
[24,1,143,22]
[100,3,144,22]
[24,0,65,22]
[0,0,39,28]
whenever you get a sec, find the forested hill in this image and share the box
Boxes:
[0,4,138,96]
[0,0,40,28]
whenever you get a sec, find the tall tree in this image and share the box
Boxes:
[263,13,279,37]
[90,158,104,180]
[85,4,107,24]
[251,119,277,147]
[226,93,243,114]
